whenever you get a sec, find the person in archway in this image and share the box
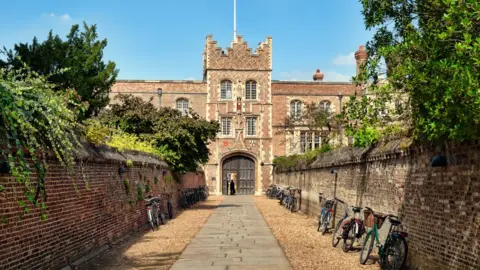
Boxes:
[230,179,236,195]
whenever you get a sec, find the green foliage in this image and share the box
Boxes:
[0,65,82,219]
[82,119,175,161]
[123,178,130,195]
[273,144,333,171]
[0,22,118,119]
[98,94,219,172]
[164,175,174,185]
[346,0,480,144]
[145,183,151,193]
[136,185,144,201]
[348,124,380,148]
[154,176,159,185]
[83,119,111,146]
[125,159,133,168]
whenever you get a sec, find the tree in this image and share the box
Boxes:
[343,0,480,145]
[98,94,220,172]
[0,22,118,119]
[276,101,334,153]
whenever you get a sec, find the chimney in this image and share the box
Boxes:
[355,45,367,77]
[313,69,324,82]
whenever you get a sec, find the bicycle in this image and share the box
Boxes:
[317,195,336,235]
[360,207,408,270]
[341,205,365,252]
[331,198,350,247]
[145,196,161,231]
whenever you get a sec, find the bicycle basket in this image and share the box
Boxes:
[363,210,375,228]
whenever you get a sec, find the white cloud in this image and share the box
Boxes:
[42,13,73,21]
[323,71,352,82]
[61,14,72,21]
[332,52,356,66]
[276,70,352,82]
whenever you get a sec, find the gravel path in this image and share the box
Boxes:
[79,196,224,270]
[254,196,379,270]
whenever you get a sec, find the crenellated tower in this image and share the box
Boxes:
[203,35,272,80]
[202,34,274,196]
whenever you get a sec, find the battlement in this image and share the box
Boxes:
[203,34,272,74]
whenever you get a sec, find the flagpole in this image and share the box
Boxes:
[234,0,237,40]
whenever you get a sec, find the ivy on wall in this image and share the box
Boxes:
[0,66,85,219]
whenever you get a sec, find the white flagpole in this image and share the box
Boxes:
[234,0,237,40]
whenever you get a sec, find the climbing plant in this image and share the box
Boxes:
[342,0,480,146]
[0,65,85,219]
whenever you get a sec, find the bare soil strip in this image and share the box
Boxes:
[79,196,224,270]
[254,196,378,270]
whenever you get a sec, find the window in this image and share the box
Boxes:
[221,118,232,136]
[221,80,232,99]
[300,132,322,153]
[300,132,306,153]
[306,133,312,151]
[319,100,332,113]
[176,99,189,116]
[245,80,257,100]
[290,100,302,119]
[314,133,321,149]
[246,117,257,136]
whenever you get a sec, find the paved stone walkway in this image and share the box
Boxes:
[170,195,292,270]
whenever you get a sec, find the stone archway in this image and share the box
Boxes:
[221,155,255,195]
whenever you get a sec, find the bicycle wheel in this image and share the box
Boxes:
[321,212,330,235]
[380,236,408,270]
[331,218,343,247]
[290,198,296,212]
[159,213,166,225]
[167,201,173,219]
[342,222,356,252]
[360,231,375,265]
[317,210,325,232]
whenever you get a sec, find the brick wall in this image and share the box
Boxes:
[0,146,206,270]
[273,139,480,270]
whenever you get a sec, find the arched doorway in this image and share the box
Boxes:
[222,155,255,195]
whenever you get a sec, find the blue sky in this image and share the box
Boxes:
[0,0,372,81]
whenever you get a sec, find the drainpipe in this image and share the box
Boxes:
[157,88,163,108]
[338,91,343,146]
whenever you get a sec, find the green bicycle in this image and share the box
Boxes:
[360,207,408,270]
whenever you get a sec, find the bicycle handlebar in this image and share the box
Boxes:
[334,197,346,205]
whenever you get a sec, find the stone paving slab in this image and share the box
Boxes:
[170,195,292,270]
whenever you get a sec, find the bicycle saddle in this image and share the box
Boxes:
[352,206,362,213]
[388,216,402,226]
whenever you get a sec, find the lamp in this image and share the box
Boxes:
[330,168,338,174]
[157,88,163,95]
[118,167,126,175]
[0,161,10,174]
[431,155,448,167]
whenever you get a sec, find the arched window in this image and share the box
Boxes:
[245,80,257,100]
[220,80,232,99]
[319,100,332,113]
[290,100,302,119]
[176,98,189,116]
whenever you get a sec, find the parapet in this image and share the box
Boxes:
[203,34,272,71]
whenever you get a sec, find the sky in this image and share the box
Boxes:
[0,0,372,82]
